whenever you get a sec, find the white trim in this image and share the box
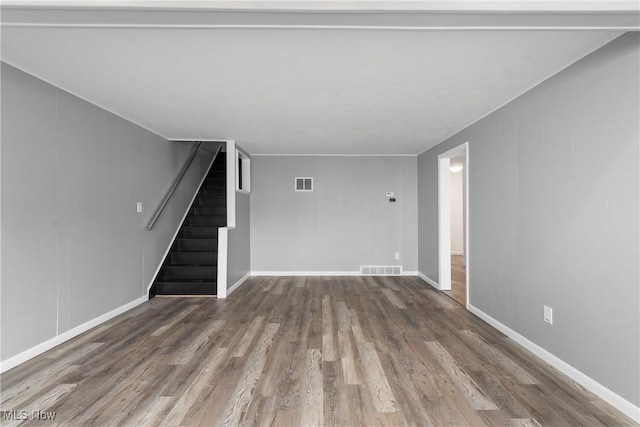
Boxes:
[226,140,236,230]
[468,304,640,423]
[227,272,251,296]
[252,153,419,157]
[437,155,452,291]
[250,271,419,277]
[235,147,251,194]
[252,271,361,276]
[217,227,229,298]
[146,148,217,293]
[451,250,464,256]
[3,23,638,31]
[169,138,225,142]
[418,272,440,290]
[463,142,470,309]
[2,1,639,12]
[0,295,147,373]
[437,142,469,297]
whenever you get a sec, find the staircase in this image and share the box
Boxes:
[151,152,226,297]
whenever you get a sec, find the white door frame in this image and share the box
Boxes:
[437,142,470,307]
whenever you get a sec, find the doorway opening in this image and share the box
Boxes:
[437,142,469,307]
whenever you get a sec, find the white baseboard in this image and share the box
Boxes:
[251,271,361,276]
[250,271,420,277]
[0,295,148,373]
[418,272,441,290]
[402,271,419,276]
[227,272,251,296]
[468,304,640,423]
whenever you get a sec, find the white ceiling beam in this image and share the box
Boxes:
[2,7,639,30]
[2,1,639,12]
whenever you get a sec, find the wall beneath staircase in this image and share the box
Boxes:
[1,63,213,365]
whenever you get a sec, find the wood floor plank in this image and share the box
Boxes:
[1,276,636,427]
[357,342,397,413]
[297,348,324,427]
[4,383,75,427]
[460,330,539,385]
[381,288,407,309]
[161,347,229,426]
[231,316,266,357]
[425,340,500,411]
[220,323,280,427]
[322,295,338,362]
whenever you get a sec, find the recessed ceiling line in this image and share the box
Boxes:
[2,23,638,31]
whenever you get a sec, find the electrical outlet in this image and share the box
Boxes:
[544,305,553,325]
[394,252,400,260]
[136,202,143,213]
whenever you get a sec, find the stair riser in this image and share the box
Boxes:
[155,282,217,295]
[194,207,226,216]
[182,228,218,239]
[171,252,217,265]
[197,198,226,207]
[189,217,226,227]
[203,177,225,184]
[200,188,226,197]
[176,239,218,251]
[164,267,217,280]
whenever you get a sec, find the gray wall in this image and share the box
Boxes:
[251,156,418,272]
[417,33,639,405]
[227,148,251,288]
[1,63,213,361]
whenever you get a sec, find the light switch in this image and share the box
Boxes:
[136,202,143,213]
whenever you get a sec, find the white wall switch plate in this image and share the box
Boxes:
[136,202,143,213]
[386,192,395,197]
[544,305,553,325]
[394,252,400,260]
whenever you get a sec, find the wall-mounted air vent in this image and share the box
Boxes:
[360,266,403,276]
[295,177,313,192]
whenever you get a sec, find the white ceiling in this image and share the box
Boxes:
[0,5,627,154]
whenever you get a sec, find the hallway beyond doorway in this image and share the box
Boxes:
[444,255,466,306]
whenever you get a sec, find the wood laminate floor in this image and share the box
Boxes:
[1,276,635,426]
[444,255,466,306]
